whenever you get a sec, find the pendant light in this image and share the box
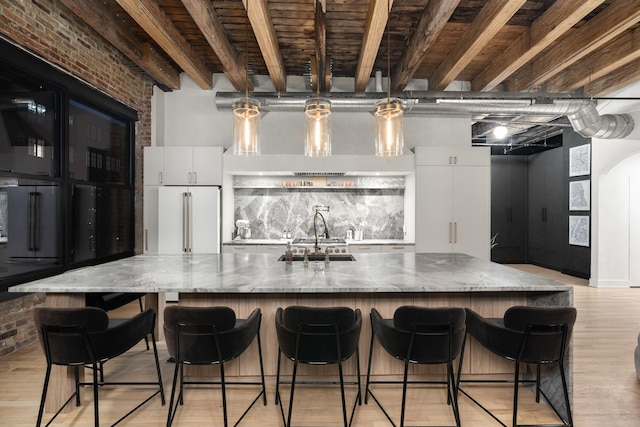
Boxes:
[304,61,332,159]
[374,0,403,157]
[305,97,332,157]
[233,0,261,156]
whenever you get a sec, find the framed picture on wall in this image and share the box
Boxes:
[569,179,590,211]
[569,144,591,177]
[569,215,590,247]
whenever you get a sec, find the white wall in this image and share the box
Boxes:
[590,81,640,287]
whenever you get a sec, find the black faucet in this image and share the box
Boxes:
[313,206,330,253]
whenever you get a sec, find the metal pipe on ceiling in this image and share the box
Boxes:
[215,91,634,139]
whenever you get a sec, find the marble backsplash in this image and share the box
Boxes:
[233,176,405,240]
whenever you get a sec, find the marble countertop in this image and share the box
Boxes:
[9,253,571,294]
[223,239,414,245]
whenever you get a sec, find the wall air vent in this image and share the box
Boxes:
[293,172,346,177]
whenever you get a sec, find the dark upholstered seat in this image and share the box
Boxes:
[33,307,164,427]
[163,306,266,427]
[461,306,577,427]
[275,306,362,427]
[86,292,149,352]
[365,306,466,427]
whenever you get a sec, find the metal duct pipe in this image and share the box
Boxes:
[566,102,634,139]
[215,92,634,138]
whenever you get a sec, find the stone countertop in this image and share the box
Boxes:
[222,239,415,245]
[9,253,571,294]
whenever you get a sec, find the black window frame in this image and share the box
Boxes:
[0,39,137,297]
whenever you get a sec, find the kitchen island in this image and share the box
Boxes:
[10,252,573,416]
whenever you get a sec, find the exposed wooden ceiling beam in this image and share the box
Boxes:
[506,0,640,92]
[242,0,286,92]
[546,28,640,93]
[181,0,250,91]
[391,0,459,92]
[471,0,605,92]
[589,56,640,97]
[429,0,526,91]
[141,43,181,90]
[314,0,328,92]
[59,0,180,90]
[114,0,212,90]
[354,0,394,93]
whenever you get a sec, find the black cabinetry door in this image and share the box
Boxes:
[527,149,564,269]
[491,156,527,263]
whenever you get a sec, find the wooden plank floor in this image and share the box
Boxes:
[1,264,639,426]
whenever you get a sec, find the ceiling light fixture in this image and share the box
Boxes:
[493,125,508,139]
[233,0,261,156]
[374,0,403,157]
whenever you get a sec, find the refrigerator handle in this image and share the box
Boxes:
[186,192,193,252]
[28,192,40,251]
[182,192,188,252]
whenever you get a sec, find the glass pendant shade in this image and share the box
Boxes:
[304,98,332,157]
[232,97,261,156]
[374,98,404,157]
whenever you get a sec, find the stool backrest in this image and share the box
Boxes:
[276,306,361,364]
[164,306,261,364]
[504,306,577,364]
[373,306,466,364]
[33,307,109,365]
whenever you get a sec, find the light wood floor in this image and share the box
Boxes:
[1,264,639,426]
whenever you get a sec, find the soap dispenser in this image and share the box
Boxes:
[284,242,293,264]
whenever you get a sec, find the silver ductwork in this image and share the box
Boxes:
[566,102,634,139]
[215,92,634,139]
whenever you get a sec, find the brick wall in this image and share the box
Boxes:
[0,0,154,356]
[0,294,45,357]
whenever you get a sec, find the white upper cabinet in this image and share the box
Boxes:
[163,147,223,185]
[144,147,223,186]
[143,147,164,185]
[415,146,490,167]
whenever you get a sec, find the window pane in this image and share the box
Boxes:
[68,100,130,184]
[0,70,57,176]
[0,177,60,280]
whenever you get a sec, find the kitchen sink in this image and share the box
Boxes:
[291,238,347,245]
[278,254,356,262]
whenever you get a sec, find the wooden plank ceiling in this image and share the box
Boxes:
[59,0,640,146]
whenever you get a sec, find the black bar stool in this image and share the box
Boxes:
[365,306,466,427]
[163,306,267,427]
[33,306,165,427]
[460,306,577,427]
[275,306,362,427]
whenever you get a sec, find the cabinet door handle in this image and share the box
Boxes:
[449,222,452,243]
[454,156,458,165]
[193,171,197,184]
[454,222,458,243]
[159,172,163,184]
[391,246,404,250]
[145,229,148,251]
[188,172,192,184]
[448,156,453,165]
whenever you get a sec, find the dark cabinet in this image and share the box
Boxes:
[527,149,565,270]
[491,156,527,263]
